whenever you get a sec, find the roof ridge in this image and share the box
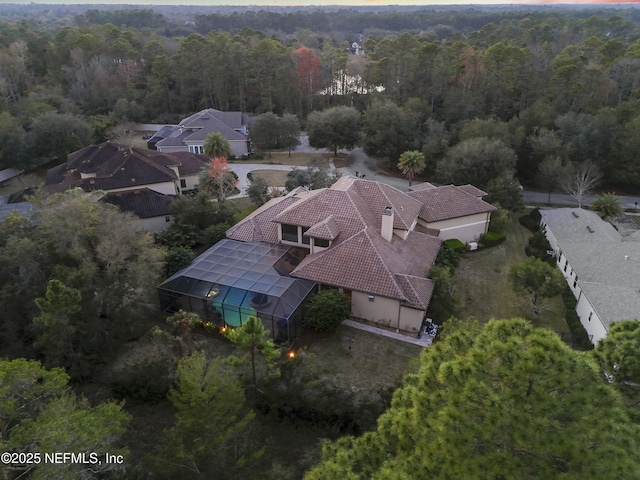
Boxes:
[362,228,407,302]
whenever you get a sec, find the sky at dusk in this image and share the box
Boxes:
[3,0,640,5]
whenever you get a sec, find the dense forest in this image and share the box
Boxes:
[2,5,640,191]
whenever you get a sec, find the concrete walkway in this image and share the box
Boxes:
[342,319,434,347]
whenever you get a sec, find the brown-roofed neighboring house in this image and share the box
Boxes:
[224,177,494,335]
[44,141,208,231]
[101,188,174,232]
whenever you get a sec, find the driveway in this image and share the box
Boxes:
[227,163,296,199]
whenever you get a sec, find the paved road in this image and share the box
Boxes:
[230,138,640,208]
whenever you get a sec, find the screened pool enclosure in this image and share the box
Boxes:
[158,240,316,345]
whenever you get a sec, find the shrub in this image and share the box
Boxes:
[306,290,351,332]
[561,286,593,351]
[111,358,174,403]
[525,230,554,263]
[443,238,465,252]
[519,208,541,232]
[435,242,461,269]
[480,231,506,247]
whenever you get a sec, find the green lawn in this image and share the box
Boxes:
[452,215,568,335]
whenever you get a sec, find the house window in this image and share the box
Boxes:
[563,262,568,273]
[573,277,578,289]
[282,224,299,243]
[180,179,187,189]
[314,238,330,248]
[588,312,593,322]
[165,216,171,222]
[301,227,310,245]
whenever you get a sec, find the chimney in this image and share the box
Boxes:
[381,206,394,242]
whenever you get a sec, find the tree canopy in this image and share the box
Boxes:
[0,189,165,378]
[306,318,640,479]
[0,358,130,480]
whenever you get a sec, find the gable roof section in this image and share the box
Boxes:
[408,185,496,223]
[101,188,174,219]
[351,180,422,230]
[291,228,441,309]
[179,108,248,142]
[226,195,300,243]
[305,215,341,240]
[168,151,209,176]
[46,142,181,193]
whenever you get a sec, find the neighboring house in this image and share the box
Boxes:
[154,108,251,158]
[160,177,493,338]
[101,188,174,233]
[408,182,496,243]
[0,195,32,222]
[540,208,640,344]
[44,142,208,230]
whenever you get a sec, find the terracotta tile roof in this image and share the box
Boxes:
[395,274,435,310]
[304,215,341,240]
[408,182,438,192]
[458,184,488,198]
[45,142,188,193]
[351,180,422,230]
[408,185,496,223]
[226,195,299,243]
[291,228,441,309]
[101,188,174,219]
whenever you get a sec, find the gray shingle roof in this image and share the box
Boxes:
[541,208,640,330]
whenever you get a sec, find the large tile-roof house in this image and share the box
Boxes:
[540,208,640,344]
[158,177,495,341]
[219,177,494,333]
[44,142,208,230]
[154,108,251,158]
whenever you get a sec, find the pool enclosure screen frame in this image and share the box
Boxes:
[158,239,316,345]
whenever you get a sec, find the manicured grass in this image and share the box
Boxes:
[452,215,568,335]
[228,197,258,222]
[250,169,290,187]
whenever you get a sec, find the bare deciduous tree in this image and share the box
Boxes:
[561,161,602,208]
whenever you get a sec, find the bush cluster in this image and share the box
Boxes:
[481,231,506,247]
[110,358,174,403]
[561,287,593,351]
[519,208,542,232]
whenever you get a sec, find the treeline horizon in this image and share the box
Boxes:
[2,5,640,191]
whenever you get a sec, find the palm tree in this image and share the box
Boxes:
[203,132,231,158]
[397,150,426,187]
[591,193,622,218]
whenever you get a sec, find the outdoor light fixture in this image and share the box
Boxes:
[288,351,296,359]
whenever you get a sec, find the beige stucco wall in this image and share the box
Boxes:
[138,215,173,233]
[420,212,490,243]
[181,173,201,192]
[352,291,401,328]
[351,291,424,332]
[576,293,608,344]
[399,306,424,333]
